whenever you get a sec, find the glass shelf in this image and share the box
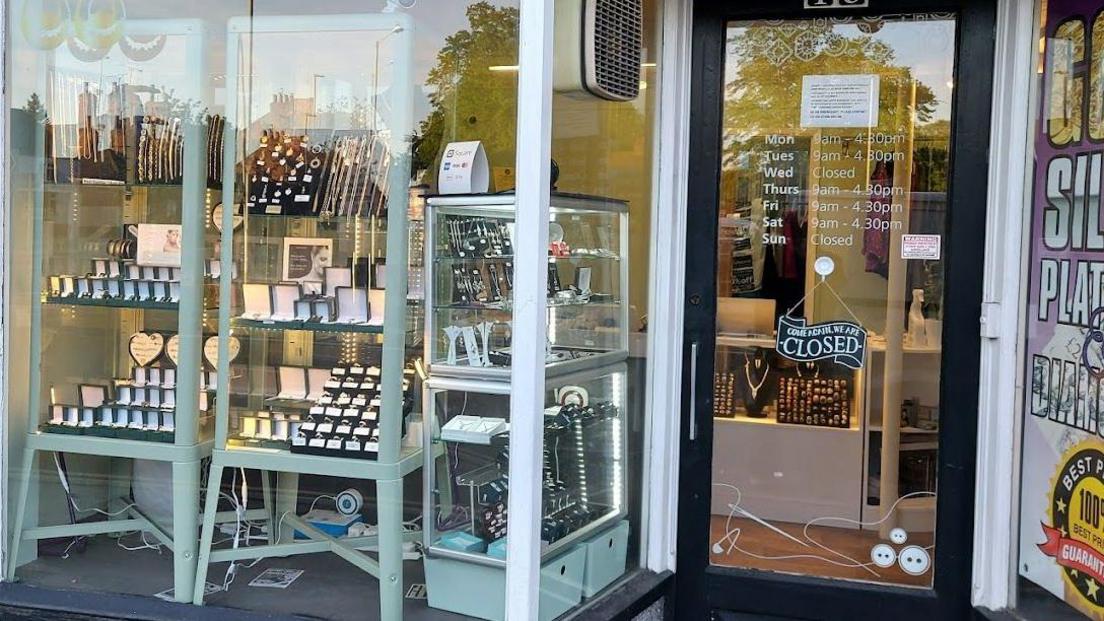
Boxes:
[45,296,180,311]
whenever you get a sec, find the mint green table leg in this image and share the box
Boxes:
[261,470,275,545]
[6,448,36,580]
[172,460,200,603]
[275,471,300,546]
[192,460,224,604]
[106,457,132,523]
[377,478,404,621]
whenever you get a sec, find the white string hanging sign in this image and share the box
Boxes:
[775,257,868,370]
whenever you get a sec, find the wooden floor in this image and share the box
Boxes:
[709,516,934,588]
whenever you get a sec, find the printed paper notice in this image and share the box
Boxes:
[901,234,941,260]
[800,75,880,128]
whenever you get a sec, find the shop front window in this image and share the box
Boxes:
[709,13,955,587]
[6,1,658,619]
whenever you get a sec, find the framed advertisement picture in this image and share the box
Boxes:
[135,223,183,267]
[282,237,333,294]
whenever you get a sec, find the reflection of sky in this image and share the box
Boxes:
[725,16,957,123]
[11,0,517,129]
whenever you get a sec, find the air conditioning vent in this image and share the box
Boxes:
[554,0,643,102]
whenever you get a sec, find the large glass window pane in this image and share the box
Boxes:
[709,14,956,588]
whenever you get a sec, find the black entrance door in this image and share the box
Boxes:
[676,1,995,619]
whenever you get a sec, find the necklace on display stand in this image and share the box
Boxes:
[743,351,769,399]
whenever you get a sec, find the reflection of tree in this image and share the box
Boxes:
[413,2,519,177]
[723,22,938,167]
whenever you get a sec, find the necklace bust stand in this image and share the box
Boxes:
[741,349,774,418]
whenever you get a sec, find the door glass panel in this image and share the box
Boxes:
[710,13,956,588]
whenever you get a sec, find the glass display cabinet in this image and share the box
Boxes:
[424,193,629,379]
[7,19,216,603]
[421,363,630,621]
[190,13,424,619]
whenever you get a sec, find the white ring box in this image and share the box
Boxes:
[275,366,308,400]
[162,368,177,388]
[240,416,258,438]
[93,259,109,277]
[133,387,148,406]
[271,283,300,322]
[368,290,386,325]
[313,299,334,322]
[161,389,176,409]
[145,410,160,430]
[128,410,145,429]
[273,418,290,440]
[169,282,181,302]
[242,283,273,320]
[132,367,148,387]
[138,280,155,301]
[161,412,175,432]
[108,260,122,278]
[206,260,220,279]
[76,277,92,297]
[147,367,161,387]
[116,385,133,405]
[153,281,170,301]
[335,287,369,324]
[199,391,209,412]
[123,280,137,300]
[171,267,183,282]
[113,407,129,427]
[257,417,273,439]
[99,408,114,426]
[63,407,80,426]
[142,266,158,280]
[325,267,352,298]
[92,278,107,298]
[295,300,313,321]
[107,279,121,298]
[127,264,141,280]
[148,389,161,408]
[60,276,76,297]
[49,275,62,295]
[307,368,330,401]
[50,405,65,425]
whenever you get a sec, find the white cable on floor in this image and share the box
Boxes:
[711,482,936,577]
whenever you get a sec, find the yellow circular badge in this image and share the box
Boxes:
[1042,442,1104,619]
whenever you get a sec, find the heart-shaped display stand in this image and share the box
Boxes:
[166,334,180,366]
[203,336,241,368]
[128,332,165,367]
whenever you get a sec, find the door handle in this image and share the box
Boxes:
[689,340,699,441]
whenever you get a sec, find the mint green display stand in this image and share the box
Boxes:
[424,545,587,621]
[190,14,423,621]
[3,19,228,603]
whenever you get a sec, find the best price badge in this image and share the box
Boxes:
[1039,441,1104,617]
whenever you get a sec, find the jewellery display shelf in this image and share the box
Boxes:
[424,193,629,380]
[420,364,629,621]
[6,19,228,604]
[191,15,430,621]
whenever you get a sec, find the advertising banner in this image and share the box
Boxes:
[1021,3,1104,617]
